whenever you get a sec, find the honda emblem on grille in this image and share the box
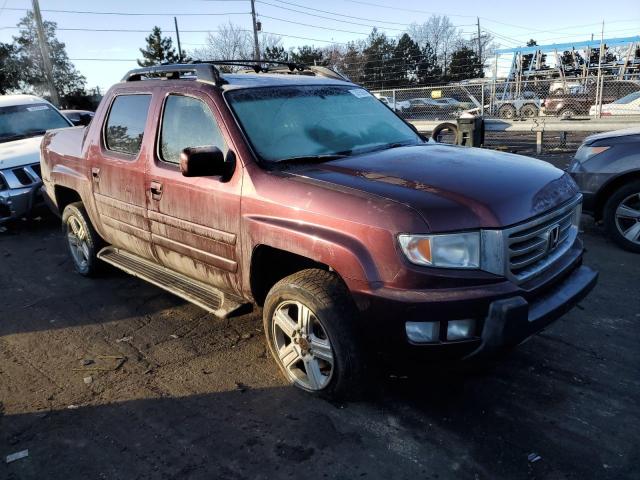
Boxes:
[547,224,561,252]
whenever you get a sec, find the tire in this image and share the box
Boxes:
[61,202,104,276]
[431,122,458,144]
[520,104,539,118]
[603,180,640,253]
[559,108,576,120]
[498,104,516,119]
[263,269,365,399]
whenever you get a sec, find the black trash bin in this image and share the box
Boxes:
[456,117,484,147]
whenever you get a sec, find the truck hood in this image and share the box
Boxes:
[287,144,578,231]
[0,136,42,170]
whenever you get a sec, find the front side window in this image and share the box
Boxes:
[0,103,71,144]
[104,94,152,156]
[159,95,227,164]
[227,85,421,163]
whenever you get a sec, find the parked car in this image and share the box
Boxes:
[569,127,640,252]
[542,80,640,119]
[374,94,409,112]
[41,62,597,398]
[588,91,640,116]
[403,97,461,119]
[0,94,73,223]
[61,109,95,126]
[549,79,585,95]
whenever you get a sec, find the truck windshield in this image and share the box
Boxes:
[0,103,71,143]
[226,85,422,163]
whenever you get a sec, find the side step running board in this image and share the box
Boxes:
[98,247,250,318]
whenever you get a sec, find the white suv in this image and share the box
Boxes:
[0,94,72,223]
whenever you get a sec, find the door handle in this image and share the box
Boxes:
[150,181,163,200]
[91,167,100,183]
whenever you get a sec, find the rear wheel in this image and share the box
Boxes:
[498,104,516,119]
[263,269,365,399]
[62,202,104,276]
[559,107,576,119]
[520,104,539,118]
[603,181,640,253]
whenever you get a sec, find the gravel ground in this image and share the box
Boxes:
[1,155,639,480]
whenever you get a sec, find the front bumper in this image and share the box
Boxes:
[471,264,597,356]
[354,247,598,361]
[0,164,44,224]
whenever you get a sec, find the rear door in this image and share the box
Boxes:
[90,92,156,260]
[145,87,243,294]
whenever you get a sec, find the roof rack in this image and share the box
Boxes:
[121,60,351,87]
[122,64,225,85]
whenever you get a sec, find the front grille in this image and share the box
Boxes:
[10,163,41,186]
[12,167,32,185]
[504,197,581,283]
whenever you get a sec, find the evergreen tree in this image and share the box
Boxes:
[362,29,396,88]
[391,34,423,86]
[289,45,324,65]
[12,12,86,98]
[264,46,289,62]
[0,42,20,94]
[138,27,180,66]
[416,42,442,84]
[448,46,483,80]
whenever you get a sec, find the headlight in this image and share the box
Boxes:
[398,232,480,269]
[574,145,609,163]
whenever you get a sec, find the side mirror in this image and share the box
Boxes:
[180,146,234,180]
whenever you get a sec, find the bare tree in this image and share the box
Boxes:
[407,15,461,71]
[192,21,252,70]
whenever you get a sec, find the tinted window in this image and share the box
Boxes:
[160,95,226,164]
[105,95,151,155]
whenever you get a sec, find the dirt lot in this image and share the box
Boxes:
[1,162,639,479]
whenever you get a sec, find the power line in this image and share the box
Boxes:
[256,0,407,32]
[343,0,476,19]
[2,7,250,16]
[268,0,418,27]
[260,14,370,35]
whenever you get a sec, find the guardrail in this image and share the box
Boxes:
[409,116,640,153]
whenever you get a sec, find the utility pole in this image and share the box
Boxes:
[31,0,59,106]
[476,17,482,64]
[250,0,260,61]
[174,17,183,61]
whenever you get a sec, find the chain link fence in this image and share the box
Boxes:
[371,74,640,152]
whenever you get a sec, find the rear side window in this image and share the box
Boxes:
[159,95,227,164]
[104,94,152,156]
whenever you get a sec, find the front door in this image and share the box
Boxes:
[90,92,155,260]
[145,89,243,294]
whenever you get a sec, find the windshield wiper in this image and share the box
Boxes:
[355,141,419,155]
[276,152,351,165]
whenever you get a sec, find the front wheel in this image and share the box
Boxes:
[62,202,104,276]
[603,181,640,253]
[263,269,365,399]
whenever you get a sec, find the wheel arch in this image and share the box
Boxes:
[594,170,640,221]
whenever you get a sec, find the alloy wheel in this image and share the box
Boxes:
[615,192,640,245]
[67,215,90,270]
[272,300,334,391]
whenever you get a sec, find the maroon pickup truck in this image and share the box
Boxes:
[40,62,597,398]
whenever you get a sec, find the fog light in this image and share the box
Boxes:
[406,321,439,343]
[446,319,475,341]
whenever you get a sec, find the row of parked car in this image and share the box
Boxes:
[0,63,637,399]
[376,79,640,120]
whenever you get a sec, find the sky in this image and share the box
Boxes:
[1,0,639,91]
